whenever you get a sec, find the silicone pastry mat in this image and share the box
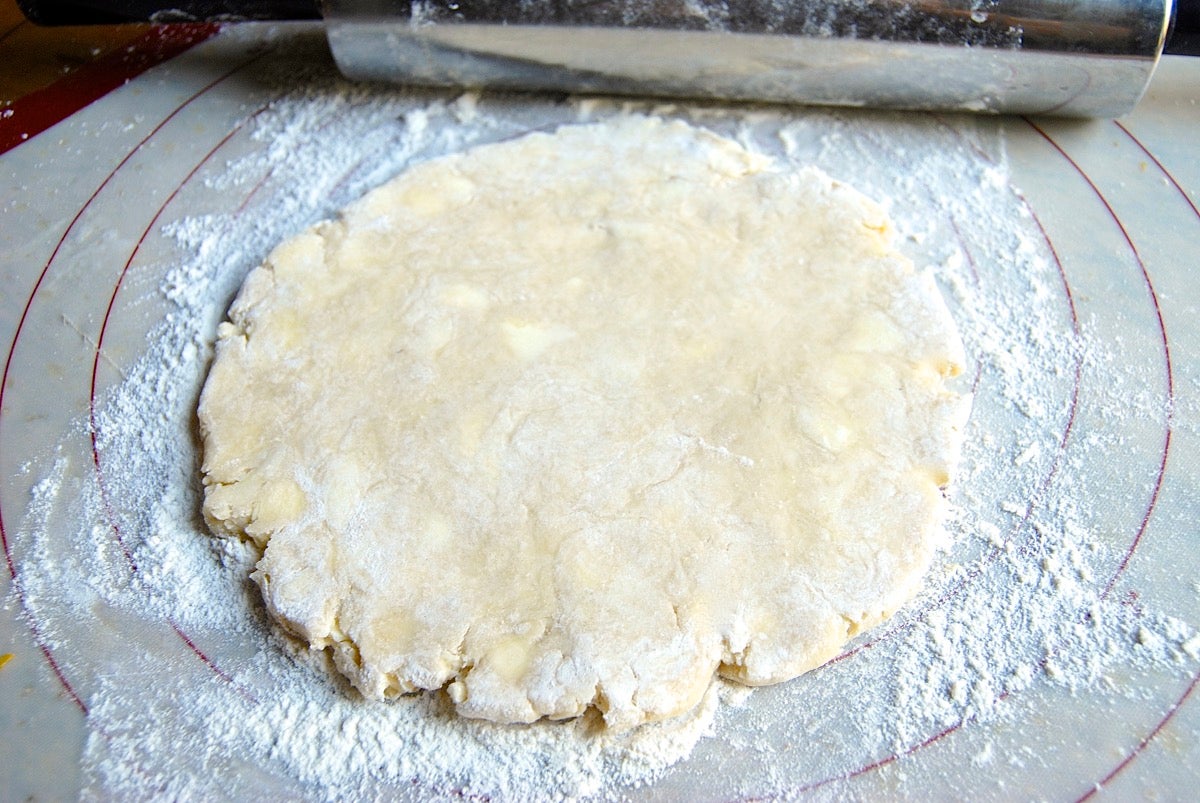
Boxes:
[1,23,1198,800]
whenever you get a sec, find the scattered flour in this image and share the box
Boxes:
[7,35,1197,801]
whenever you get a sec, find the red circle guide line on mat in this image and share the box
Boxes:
[86,120,255,573]
[830,185,1083,670]
[88,107,277,705]
[1021,118,1182,801]
[0,50,270,715]
[1022,119,1176,600]
[1077,670,1200,802]
[820,121,1078,671]
[86,90,398,713]
[796,197,1085,796]
[0,24,219,155]
[1116,121,1200,221]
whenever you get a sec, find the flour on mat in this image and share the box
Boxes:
[8,43,1197,801]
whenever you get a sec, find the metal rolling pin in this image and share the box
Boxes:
[18,0,1200,116]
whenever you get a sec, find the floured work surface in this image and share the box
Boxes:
[198,116,968,728]
[6,47,1200,800]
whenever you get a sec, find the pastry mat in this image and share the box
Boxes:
[1,24,1197,800]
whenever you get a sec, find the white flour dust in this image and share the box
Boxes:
[8,40,1198,801]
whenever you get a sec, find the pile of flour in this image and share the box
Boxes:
[10,38,1198,800]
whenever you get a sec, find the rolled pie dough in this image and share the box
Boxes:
[199,116,970,729]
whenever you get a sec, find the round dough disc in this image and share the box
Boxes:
[199,116,970,729]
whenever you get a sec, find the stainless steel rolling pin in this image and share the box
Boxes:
[18,0,1200,116]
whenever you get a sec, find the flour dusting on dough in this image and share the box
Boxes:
[198,116,970,729]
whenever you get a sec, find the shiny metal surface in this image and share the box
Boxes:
[323,0,1173,116]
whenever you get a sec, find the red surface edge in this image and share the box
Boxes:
[0,22,219,156]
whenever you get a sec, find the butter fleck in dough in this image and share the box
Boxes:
[198,116,970,729]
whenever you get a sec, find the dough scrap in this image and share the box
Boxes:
[199,116,970,729]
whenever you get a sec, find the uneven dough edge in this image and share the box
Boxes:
[198,115,972,730]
